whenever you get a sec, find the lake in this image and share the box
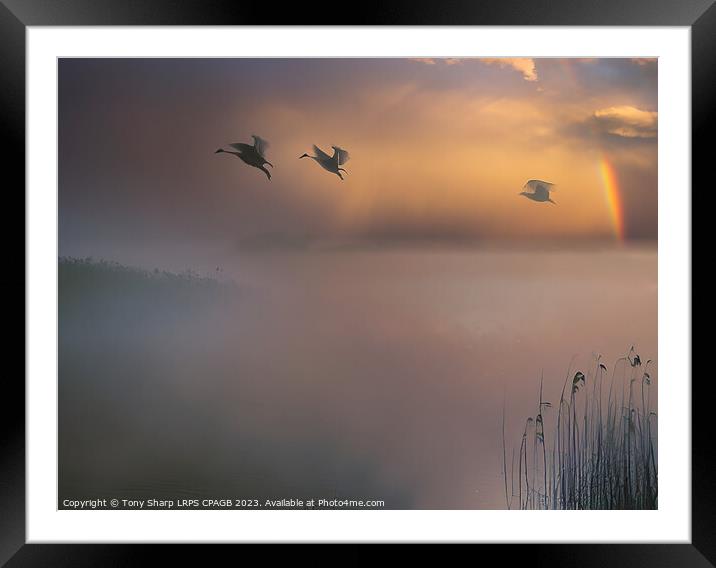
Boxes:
[59,245,657,509]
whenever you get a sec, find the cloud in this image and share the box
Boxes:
[630,58,657,66]
[409,57,464,66]
[592,105,658,138]
[410,57,538,81]
[481,58,538,81]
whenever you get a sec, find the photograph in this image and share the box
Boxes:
[57,56,659,512]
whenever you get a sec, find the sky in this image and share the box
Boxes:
[58,57,657,256]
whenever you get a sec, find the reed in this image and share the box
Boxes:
[502,348,657,510]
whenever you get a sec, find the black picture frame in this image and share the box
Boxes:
[5,0,708,562]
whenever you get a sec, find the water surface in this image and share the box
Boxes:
[59,246,657,509]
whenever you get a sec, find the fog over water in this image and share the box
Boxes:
[59,246,656,509]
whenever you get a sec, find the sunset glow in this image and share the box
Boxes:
[59,57,657,254]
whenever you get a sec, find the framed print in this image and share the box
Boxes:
[6,0,709,562]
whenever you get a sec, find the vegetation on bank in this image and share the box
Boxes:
[59,257,238,330]
[502,348,657,510]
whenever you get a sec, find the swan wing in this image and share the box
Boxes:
[313,145,332,162]
[229,142,253,153]
[252,135,269,158]
[534,185,549,199]
[331,146,350,165]
[523,179,555,193]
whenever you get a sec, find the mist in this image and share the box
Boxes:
[59,246,657,509]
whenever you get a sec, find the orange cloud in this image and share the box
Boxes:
[481,58,538,81]
[411,57,538,81]
[593,106,658,138]
[409,58,465,66]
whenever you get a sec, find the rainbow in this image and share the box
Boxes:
[599,156,626,242]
